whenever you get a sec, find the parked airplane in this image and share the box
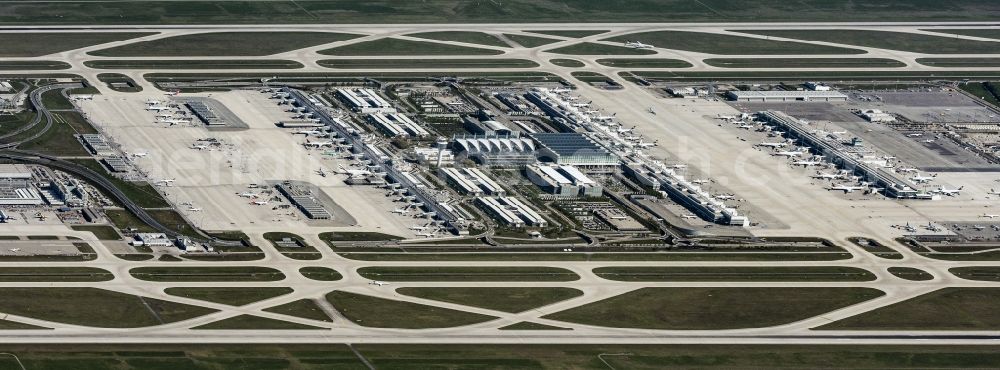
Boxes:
[989,188,1000,196]
[756,141,788,148]
[624,40,653,49]
[187,207,203,212]
[680,214,698,219]
[251,199,269,205]
[369,280,388,286]
[338,165,372,177]
[812,172,844,180]
[191,144,209,150]
[295,130,326,136]
[146,105,171,112]
[772,149,807,157]
[636,140,657,148]
[828,184,866,193]
[910,173,937,183]
[933,186,964,196]
[237,192,259,198]
[792,160,823,167]
[303,139,334,148]
[391,208,409,214]
[128,151,149,158]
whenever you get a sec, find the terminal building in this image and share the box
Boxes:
[336,88,396,114]
[451,134,537,166]
[525,164,602,198]
[475,196,547,228]
[622,160,749,227]
[756,110,921,199]
[727,90,848,102]
[530,133,618,167]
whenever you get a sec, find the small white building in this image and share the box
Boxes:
[860,109,896,123]
[132,233,174,248]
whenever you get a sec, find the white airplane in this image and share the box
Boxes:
[191,144,209,150]
[792,160,823,167]
[647,107,656,115]
[145,99,161,105]
[717,114,737,120]
[391,208,409,214]
[828,184,866,193]
[772,149,807,157]
[691,179,709,185]
[910,173,937,183]
[187,207,203,212]
[715,194,736,200]
[146,105,172,112]
[409,225,429,230]
[160,118,191,126]
[251,199,269,205]
[295,130,326,136]
[897,167,918,173]
[933,186,964,196]
[370,280,388,286]
[756,141,788,148]
[636,140,657,148]
[906,133,923,137]
[982,214,1000,219]
[154,179,175,186]
[303,140,334,148]
[238,192,259,198]
[129,151,149,158]
[989,189,1000,196]
[624,40,653,49]
[680,214,698,219]
[812,172,844,180]
[416,232,435,238]
[338,165,372,177]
